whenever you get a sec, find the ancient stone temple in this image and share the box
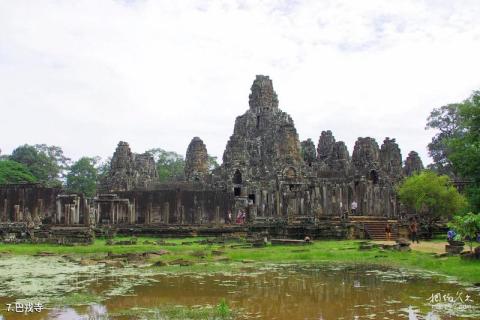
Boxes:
[1,75,426,237]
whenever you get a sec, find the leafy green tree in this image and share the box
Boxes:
[397,171,467,222]
[146,148,185,182]
[9,144,69,187]
[145,148,220,181]
[0,160,37,184]
[66,157,98,197]
[445,91,480,211]
[448,212,480,252]
[96,157,111,186]
[34,144,71,178]
[208,155,220,171]
[425,104,462,176]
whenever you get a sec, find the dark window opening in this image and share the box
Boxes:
[248,194,256,204]
[256,116,260,129]
[354,181,359,186]
[289,184,294,191]
[369,170,379,184]
[234,187,241,196]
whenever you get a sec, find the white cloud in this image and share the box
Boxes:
[1,0,480,165]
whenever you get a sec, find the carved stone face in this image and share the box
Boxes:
[248,75,279,111]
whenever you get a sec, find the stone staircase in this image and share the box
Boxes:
[350,216,398,241]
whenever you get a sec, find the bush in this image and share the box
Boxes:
[0,160,37,184]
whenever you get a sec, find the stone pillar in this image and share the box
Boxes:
[180,205,185,225]
[275,191,280,217]
[322,186,327,216]
[70,206,76,225]
[196,207,202,224]
[147,202,152,225]
[56,199,62,224]
[2,199,7,222]
[83,198,88,225]
[163,202,169,224]
[215,206,220,225]
[132,198,137,223]
[14,204,21,222]
[128,203,134,224]
[109,203,114,225]
[64,204,69,225]
[97,203,101,224]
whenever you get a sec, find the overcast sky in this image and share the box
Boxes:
[1,0,480,165]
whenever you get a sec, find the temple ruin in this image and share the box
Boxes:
[0,75,425,240]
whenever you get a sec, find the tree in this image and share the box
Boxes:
[445,91,480,211]
[448,212,480,252]
[10,144,69,187]
[96,157,111,186]
[425,104,463,176]
[208,155,220,171]
[397,171,467,222]
[0,160,37,184]
[33,144,71,179]
[66,157,98,197]
[146,148,185,182]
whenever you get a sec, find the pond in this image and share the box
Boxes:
[0,255,479,319]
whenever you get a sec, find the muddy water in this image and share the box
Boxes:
[0,257,479,320]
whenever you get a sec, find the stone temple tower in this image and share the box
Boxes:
[221,75,303,195]
[185,137,209,181]
[249,75,279,113]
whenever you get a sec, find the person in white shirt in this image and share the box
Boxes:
[351,200,358,216]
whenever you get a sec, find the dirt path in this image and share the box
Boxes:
[373,240,448,254]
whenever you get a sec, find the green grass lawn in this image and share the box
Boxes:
[1,237,479,284]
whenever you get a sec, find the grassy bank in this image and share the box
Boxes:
[1,237,479,284]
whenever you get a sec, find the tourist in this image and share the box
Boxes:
[241,210,246,224]
[447,229,456,242]
[409,218,419,244]
[236,210,242,224]
[351,200,358,216]
[385,223,392,241]
[226,210,232,224]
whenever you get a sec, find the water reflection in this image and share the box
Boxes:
[3,264,480,320]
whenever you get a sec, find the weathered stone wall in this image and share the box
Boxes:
[0,184,91,225]
[99,185,234,225]
[0,183,60,223]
